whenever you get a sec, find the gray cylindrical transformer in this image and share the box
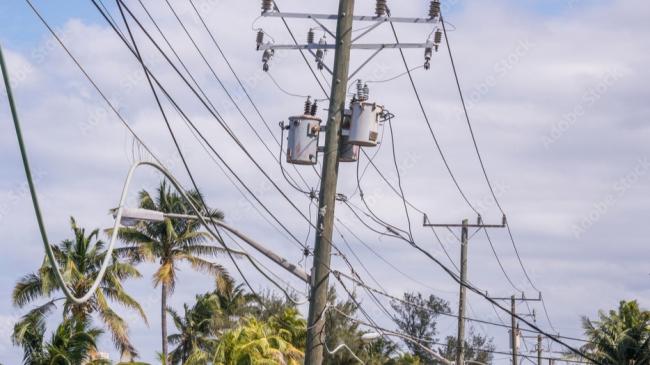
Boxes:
[339,110,359,162]
[286,115,321,165]
[349,101,384,146]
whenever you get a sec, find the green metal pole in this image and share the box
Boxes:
[0,45,55,272]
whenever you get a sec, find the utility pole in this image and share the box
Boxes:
[457,219,469,365]
[488,293,541,365]
[259,3,441,363]
[423,216,506,365]
[537,334,543,365]
[512,295,519,365]
[304,1,355,364]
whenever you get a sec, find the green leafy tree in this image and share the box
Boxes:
[390,292,451,363]
[322,288,404,364]
[323,288,368,365]
[212,316,304,365]
[581,300,650,365]
[439,327,495,365]
[115,182,231,363]
[12,218,145,359]
[12,307,107,365]
[167,292,224,365]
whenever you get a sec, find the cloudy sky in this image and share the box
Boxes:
[1,0,648,363]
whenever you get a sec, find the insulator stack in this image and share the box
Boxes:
[356,80,364,101]
[262,49,273,72]
[316,37,326,70]
[262,0,274,12]
[310,100,318,116]
[429,0,441,18]
[375,0,387,17]
[362,84,370,101]
[256,30,264,50]
[434,29,443,51]
[424,45,433,70]
[307,29,315,44]
[304,97,312,115]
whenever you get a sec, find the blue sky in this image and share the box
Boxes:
[0,0,647,364]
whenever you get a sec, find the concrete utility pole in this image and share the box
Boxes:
[537,334,543,365]
[512,295,519,365]
[304,0,355,364]
[422,216,506,365]
[457,219,469,365]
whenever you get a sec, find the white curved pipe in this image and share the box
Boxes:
[40,161,229,303]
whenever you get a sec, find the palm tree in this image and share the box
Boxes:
[115,181,231,363]
[12,306,107,365]
[213,278,257,328]
[167,293,223,365]
[12,217,145,359]
[212,316,304,365]
[581,300,650,365]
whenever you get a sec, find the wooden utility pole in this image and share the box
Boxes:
[457,219,469,365]
[304,0,355,364]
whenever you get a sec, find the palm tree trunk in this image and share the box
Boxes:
[161,282,169,365]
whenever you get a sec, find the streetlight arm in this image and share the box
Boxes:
[161,212,310,283]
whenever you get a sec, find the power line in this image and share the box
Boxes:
[106,0,317,231]
[113,0,267,309]
[386,7,479,216]
[90,0,311,253]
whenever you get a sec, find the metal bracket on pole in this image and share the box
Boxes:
[259,42,431,51]
[422,214,506,229]
[348,47,383,81]
[261,11,439,24]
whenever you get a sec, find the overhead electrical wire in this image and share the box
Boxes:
[386,117,414,241]
[385,7,479,216]
[114,0,273,305]
[101,0,317,231]
[439,15,558,333]
[95,0,365,290]
[20,0,309,308]
[273,1,330,100]
[161,0,311,193]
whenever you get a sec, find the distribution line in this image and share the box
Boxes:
[23,0,311,310]
[386,8,479,216]
[162,0,311,193]
[106,0,316,228]
[273,1,330,100]
[386,117,414,241]
[97,0,381,290]
[187,0,316,194]
[440,14,556,332]
[91,0,310,252]
[114,0,298,309]
[334,271,590,345]
[336,218,456,295]
[484,228,524,293]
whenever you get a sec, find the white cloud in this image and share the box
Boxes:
[1,0,649,363]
